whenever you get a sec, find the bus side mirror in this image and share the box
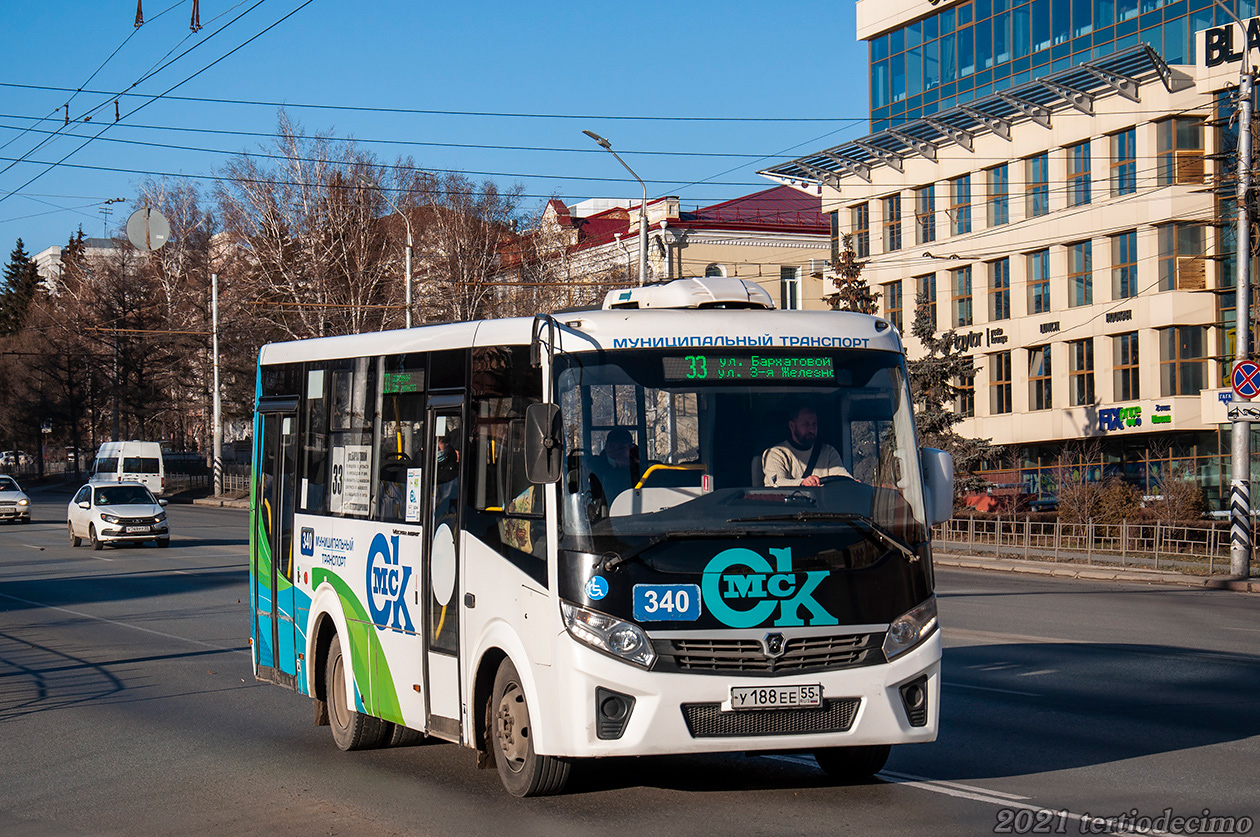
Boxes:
[524,403,562,484]
[921,447,954,526]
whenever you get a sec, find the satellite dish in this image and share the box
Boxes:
[126,207,171,251]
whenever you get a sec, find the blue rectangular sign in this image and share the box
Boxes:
[633,584,702,622]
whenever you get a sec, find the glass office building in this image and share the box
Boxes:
[871,0,1257,131]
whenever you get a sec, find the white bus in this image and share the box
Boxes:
[249,276,954,797]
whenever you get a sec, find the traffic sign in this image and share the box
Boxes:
[1227,403,1260,421]
[1232,360,1260,399]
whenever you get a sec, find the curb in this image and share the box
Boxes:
[191,497,250,510]
[934,552,1260,593]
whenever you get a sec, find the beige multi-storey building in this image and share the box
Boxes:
[762,0,1260,509]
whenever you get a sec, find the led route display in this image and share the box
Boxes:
[662,355,836,381]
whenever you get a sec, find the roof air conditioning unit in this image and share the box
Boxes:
[602,276,776,310]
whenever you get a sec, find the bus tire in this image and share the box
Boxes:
[69,522,80,547]
[490,658,570,797]
[386,723,426,747]
[813,744,891,783]
[325,638,388,751]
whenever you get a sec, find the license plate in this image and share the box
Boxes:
[125,525,150,533]
[730,684,822,710]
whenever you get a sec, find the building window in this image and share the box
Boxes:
[1158,224,1206,291]
[916,273,937,331]
[991,351,1013,415]
[1160,326,1207,396]
[1068,240,1092,307]
[1029,345,1052,410]
[987,164,1009,227]
[884,280,903,331]
[955,359,976,418]
[1111,128,1137,196]
[1067,141,1091,207]
[704,263,726,278]
[915,184,936,245]
[852,203,870,259]
[830,211,841,265]
[952,265,973,327]
[989,258,1010,321]
[883,195,902,252]
[1157,117,1204,186]
[1028,248,1050,314]
[950,174,972,235]
[1112,230,1138,299]
[1068,339,1095,406]
[1114,332,1140,401]
[779,266,802,310]
[1026,152,1049,218]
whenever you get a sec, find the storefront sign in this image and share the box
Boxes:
[1105,309,1133,323]
[1040,321,1061,334]
[1099,406,1143,431]
[1204,18,1260,67]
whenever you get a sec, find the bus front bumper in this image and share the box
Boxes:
[547,630,941,759]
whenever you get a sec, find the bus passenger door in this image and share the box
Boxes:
[253,406,299,687]
[422,400,463,740]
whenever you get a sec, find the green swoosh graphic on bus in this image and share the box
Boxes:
[311,567,403,722]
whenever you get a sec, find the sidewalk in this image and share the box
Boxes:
[934,548,1260,593]
[192,494,249,509]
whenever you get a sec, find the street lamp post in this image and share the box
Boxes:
[366,182,413,329]
[583,130,648,286]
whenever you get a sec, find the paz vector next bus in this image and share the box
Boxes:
[249,276,954,797]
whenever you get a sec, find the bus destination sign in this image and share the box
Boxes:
[663,355,836,381]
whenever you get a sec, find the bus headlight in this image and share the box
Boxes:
[882,597,938,661]
[561,602,655,668]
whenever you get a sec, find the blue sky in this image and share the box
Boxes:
[0,1,869,255]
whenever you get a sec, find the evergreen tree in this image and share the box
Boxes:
[0,238,41,335]
[827,233,878,313]
[908,289,992,494]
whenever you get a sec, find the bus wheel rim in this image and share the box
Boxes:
[495,682,528,771]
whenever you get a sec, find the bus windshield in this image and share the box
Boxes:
[556,349,929,555]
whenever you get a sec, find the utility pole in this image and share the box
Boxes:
[1231,69,1256,580]
[212,273,222,496]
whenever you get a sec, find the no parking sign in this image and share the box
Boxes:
[1232,360,1260,400]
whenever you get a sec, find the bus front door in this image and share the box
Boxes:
[422,401,463,740]
[253,408,299,687]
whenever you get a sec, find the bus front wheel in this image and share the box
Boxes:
[813,744,891,783]
[325,638,388,751]
[490,658,570,797]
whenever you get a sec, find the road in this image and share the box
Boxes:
[2,495,1258,836]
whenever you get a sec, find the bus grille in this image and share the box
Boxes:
[681,698,861,738]
[656,633,883,676]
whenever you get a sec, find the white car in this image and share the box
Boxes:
[0,475,31,523]
[68,482,170,549]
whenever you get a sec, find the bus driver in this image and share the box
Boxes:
[762,404,851,487]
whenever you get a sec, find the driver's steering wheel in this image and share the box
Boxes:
[818,474,855,486]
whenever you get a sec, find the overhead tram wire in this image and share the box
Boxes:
[0,0,317,209]
[0,0,273,184]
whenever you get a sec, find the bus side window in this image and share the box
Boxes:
[471,347,544,560]
[326,358,376,518]
[301,364,329,513]
[378,355,426,523]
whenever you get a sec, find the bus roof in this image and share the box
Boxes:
[258,308,903,366]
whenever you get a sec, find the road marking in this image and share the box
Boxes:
[1016,669,1057,677]
[946,627,1087,645]
[944,681,1040,697]
[0,591,246,654]
[767,756,1173,836]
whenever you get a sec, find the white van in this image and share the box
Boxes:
[90,441,166,496]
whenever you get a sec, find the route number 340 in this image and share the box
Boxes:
[632,583,701,621]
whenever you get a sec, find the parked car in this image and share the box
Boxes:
[67,482,169,549]
[0,475,31,523]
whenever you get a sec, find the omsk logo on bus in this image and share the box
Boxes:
[366,533,414,632]
[300,527,315,557]
[701,547,837,628]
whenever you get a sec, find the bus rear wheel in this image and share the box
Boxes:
[813,744,891,783]
[325,639,388,751]
[490,658,570,797]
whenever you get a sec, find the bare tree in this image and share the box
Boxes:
[1055,440,1104,524]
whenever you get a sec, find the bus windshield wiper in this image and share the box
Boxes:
[726,512,918,563]
[603,529,749,571]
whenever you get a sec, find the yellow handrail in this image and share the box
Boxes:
[633,463,707,490]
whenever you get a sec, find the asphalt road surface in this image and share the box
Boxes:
[2,495,1258,836]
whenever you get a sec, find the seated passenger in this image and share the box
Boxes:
[587,427,639,500]
[762,405,852,487]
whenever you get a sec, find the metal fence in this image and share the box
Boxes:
[931,517,1254,576]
